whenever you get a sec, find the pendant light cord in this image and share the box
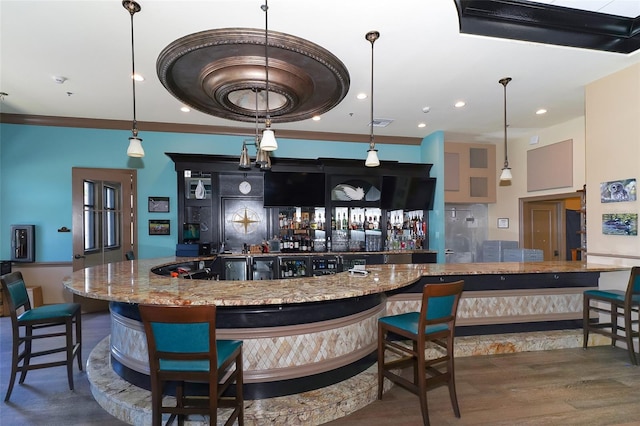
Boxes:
[126,1,140,137]
[367,32,379,151]
[262,1,270,125]
[500,77,512,169]
[255,88,260,145]
[370,35,374,150]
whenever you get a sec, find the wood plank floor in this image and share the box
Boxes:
[2,312,640,425]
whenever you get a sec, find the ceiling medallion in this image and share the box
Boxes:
[157,28,350,123]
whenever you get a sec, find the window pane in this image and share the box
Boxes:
[84,181,95,206]
[103,185,120,248]
[84,208,96,250]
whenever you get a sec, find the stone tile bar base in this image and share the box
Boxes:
[88,330,608,425]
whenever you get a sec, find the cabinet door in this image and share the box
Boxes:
[444,142,496,203]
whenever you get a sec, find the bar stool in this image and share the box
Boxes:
[377,280,464,426]
[1,271,82,402]
[583,266,640,364]
[139,304,244,426]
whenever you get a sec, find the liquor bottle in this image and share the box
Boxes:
[342,213,348,230]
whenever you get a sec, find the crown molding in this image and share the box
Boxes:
[0,113,422,146]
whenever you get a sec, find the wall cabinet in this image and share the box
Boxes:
[444,142,496,203]
[167,154,436,255]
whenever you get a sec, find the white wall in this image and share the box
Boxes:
[585,62,640,269]
[488,116,586,241]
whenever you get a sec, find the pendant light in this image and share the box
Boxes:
[123,1,144,158]
[260,1,278,151]
[365,31,380,167]
[239,141,251,169]
[253,88,268,167]
[499,77,512,181]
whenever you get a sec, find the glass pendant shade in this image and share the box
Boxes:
[239,143,251,169]
[255,147,268,165]
[127,136,144,158]
[500,167,512,181]
[260,128,278,151]
[260,151,272,170]
[365,148,380,167]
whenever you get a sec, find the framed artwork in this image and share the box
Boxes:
[148,196,170,213]
[149,219,170,236]
[497,218,509,229]
[602,213,637,236]
[600,178,636,203]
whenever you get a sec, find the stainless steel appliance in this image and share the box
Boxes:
[222,258,248,280]
[252,257,277,280]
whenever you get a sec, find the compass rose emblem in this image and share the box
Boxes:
[231,207,261,234]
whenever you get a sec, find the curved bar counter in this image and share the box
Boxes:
[63,258,627,425]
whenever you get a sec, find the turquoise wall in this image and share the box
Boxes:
[0,123,441,261]
[420,131,445,263]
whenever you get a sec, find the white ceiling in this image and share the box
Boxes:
[1,0,640,144]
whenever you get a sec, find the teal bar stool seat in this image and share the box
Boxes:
[583,266,640,364]
[139,304,243,426]
[377,280,464,426]
[0,271,82,402]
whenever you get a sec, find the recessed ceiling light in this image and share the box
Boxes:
[357,93,367,100]
[312,115,321,121]
[180,106,190,112]
[132,73,144,82]
[536,108,547,115]
[418,123,426,128]
[454,101,465,108]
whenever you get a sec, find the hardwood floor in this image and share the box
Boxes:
[2,312,640,425]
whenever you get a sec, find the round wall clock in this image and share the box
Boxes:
[239,180,252,195]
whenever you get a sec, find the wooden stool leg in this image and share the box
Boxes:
[4,332,20,401]
[66,318,75,391]
[377,325,385,400]
[417,355,430,426]
[583,295,590,349]
[19,326,33,384]
[76,311,83,371]
[448,347,461,418]
[625,310,638,365]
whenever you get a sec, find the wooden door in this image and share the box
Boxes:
[522,201,561,261]
[71,168,137,310]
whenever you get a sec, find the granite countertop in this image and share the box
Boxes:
[62,257,627,307]
[217,249,436,257]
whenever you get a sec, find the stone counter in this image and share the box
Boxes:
[67,259,627,425]
[62,258,623,306]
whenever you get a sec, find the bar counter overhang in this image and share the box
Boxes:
[63,258,628,424]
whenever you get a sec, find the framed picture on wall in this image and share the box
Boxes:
[602,213,637,236]
[149,220,170,235]
[148,197,170,213]
[497,218,509,229]
[600,178,636,203]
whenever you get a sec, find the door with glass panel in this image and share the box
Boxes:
[72,168,137,272]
